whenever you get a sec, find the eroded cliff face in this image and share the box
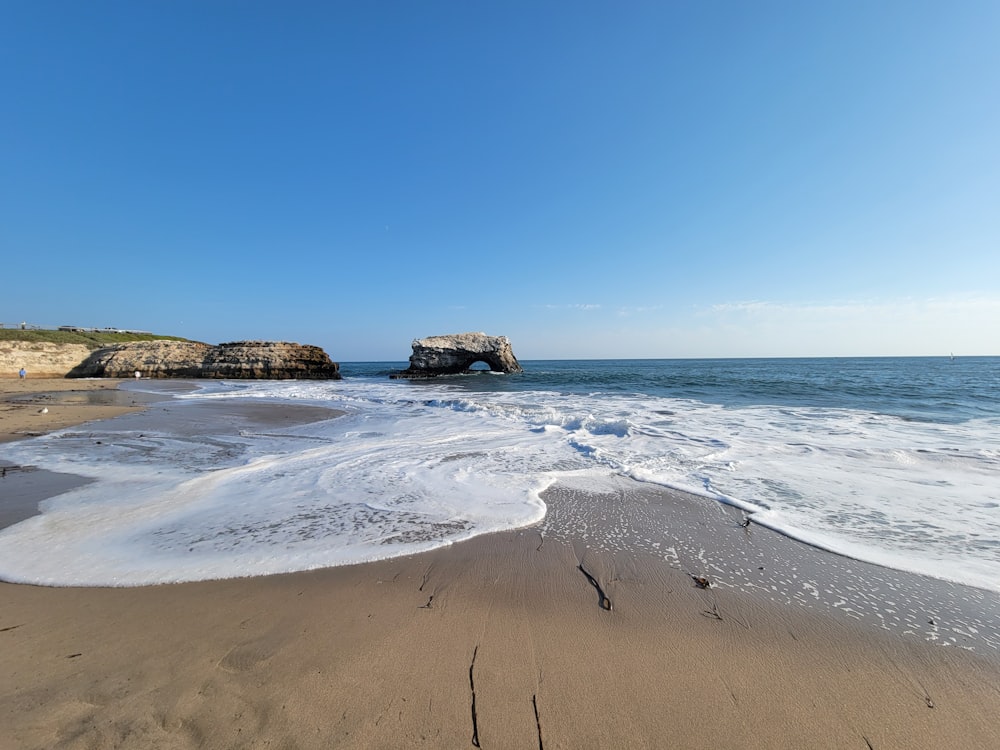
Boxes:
[0,342,93,378]
[202,341,341,379]
[69,341,212,379]
[392,332,522,378]
[68,340,341,379]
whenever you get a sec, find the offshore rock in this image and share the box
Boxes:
[68,340,341,380]
[391,332,523,378]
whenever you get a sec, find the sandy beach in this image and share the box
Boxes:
[0,378,152,444]
[2,381,999,749]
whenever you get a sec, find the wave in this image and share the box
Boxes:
[1,367,998,590]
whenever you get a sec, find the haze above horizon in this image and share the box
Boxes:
[3,2,998,360]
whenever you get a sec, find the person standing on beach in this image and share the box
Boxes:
[19,367,26,379]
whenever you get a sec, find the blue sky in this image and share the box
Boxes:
[3,1,998,360]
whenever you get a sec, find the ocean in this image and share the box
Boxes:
[0,357,997,590]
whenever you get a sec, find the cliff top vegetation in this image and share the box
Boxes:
[0,329,195,350]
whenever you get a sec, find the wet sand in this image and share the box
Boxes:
[1,378,158,528]
[0,379,343,531]
[2,383,1000,749]
[0,378,155,444]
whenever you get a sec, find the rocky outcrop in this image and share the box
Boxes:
[68,340,341,380]
[69,341,212,379]
[391,332,523,378]
[202,341,341,379]
[1,342,93,378]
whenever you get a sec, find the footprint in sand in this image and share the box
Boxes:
[218,635,283,673]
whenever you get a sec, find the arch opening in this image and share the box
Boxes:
[465,359,494,372]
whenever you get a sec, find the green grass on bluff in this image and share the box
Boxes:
[0,329,195,350]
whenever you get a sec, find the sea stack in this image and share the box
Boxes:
[391,332,523,378]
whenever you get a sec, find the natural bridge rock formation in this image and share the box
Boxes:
[391,332,523,378]
[68,340,341,380]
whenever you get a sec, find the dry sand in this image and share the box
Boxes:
[2,381,999,749]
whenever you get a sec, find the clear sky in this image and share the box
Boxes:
[3,1,998,360]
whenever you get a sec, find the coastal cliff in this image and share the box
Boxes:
[1,341,93,378]
[68,340,341,379]
[203,341,341,379]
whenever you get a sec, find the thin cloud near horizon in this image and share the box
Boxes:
[706,294,1000,317]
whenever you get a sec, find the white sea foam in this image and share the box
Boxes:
[1,376,998,589]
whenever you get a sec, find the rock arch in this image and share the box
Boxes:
[391,333,523,378]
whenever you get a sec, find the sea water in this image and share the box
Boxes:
[0,357,997,589]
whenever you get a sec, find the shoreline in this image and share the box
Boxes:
[0,378,158,528]
[0,377,155,443]
[2,381,999,747]
[538,478,1000,656]
[0,379,344,532]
